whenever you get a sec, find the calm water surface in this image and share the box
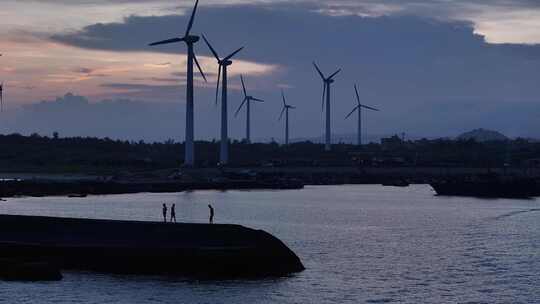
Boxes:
[0,185,539,303]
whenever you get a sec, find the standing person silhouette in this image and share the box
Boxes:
[208,204,214,224]
[170,203,177,223]
[162,203,167,223]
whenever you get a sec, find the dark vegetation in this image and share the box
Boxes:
[0,133,539,173]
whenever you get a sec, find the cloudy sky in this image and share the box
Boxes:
[1,0,539,142]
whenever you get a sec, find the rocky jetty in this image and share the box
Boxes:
[430,176,540,198]
[0,215,304,278]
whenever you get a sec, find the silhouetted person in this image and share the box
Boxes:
[208,204,214,224]
[162,203,167,223]
[170,203,176,223]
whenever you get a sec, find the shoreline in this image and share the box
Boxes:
[1,166,539,198]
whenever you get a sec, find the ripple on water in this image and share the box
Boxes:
[0,185,539,303]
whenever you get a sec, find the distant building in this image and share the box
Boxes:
[381,135,403,151]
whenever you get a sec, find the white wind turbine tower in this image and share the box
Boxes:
[148,0,207,167]
[346,84,379,146]
[279,90,296,145]
[202,35,243,165]
[1,54,3,112]
[235,75,264,143]
[313,62,341,151]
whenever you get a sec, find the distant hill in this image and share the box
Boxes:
[457,129,508,142]
[288,133,415,145]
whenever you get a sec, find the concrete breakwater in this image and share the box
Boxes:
[0,215,305,279]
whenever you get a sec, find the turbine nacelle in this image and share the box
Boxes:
[346,84,380,119]
[219,59,233,66]
[235,75,264,117]
[184,35,200,44]
[313,61,340,112]
[202,34,244,105]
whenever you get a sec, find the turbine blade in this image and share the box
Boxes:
[329,68,341,80]
[288,106,296,109]
[215,65,221,105]
[223,47,244,61]
[354,84,361,105]
[149,37,183,46]
[252,97,264,102]
[278,107,286,121]
[345,106,359,120]
[202,34,220,61]
[321,83,326,112]
[361,104,380,111]
[185,0,199,37]
[313,62,325,80]
[240,75,247,97]
[281,90,286,107]
[235,97,247,117]
[193,53,207,82]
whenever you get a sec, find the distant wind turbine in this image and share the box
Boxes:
[0,82,4,112]
[235,75,264,143]
[0,54,3,112]
[279,90,296,145]
[313,62,341,151]
[202,35,243,165]
[346,85,379,146]
[148,0,207,167]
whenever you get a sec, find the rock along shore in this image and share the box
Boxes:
[0,215,305,279]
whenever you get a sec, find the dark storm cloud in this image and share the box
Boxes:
[29,0,540,9]
[36,4,540,139]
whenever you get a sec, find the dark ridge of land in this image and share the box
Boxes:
[0,178,304,198]
[0,133,539,197]
[0,214,305,278]
[0,133,539,174]
[1,166,540,198]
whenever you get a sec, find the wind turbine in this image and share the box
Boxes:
[0,82,3,112]
[346,84,379,146]
[0,54,3,112]
[235,75,264,143]
[313,62,341,151]
[148,0,207,167]
[279,90,296,145]
[202,35,243,165]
